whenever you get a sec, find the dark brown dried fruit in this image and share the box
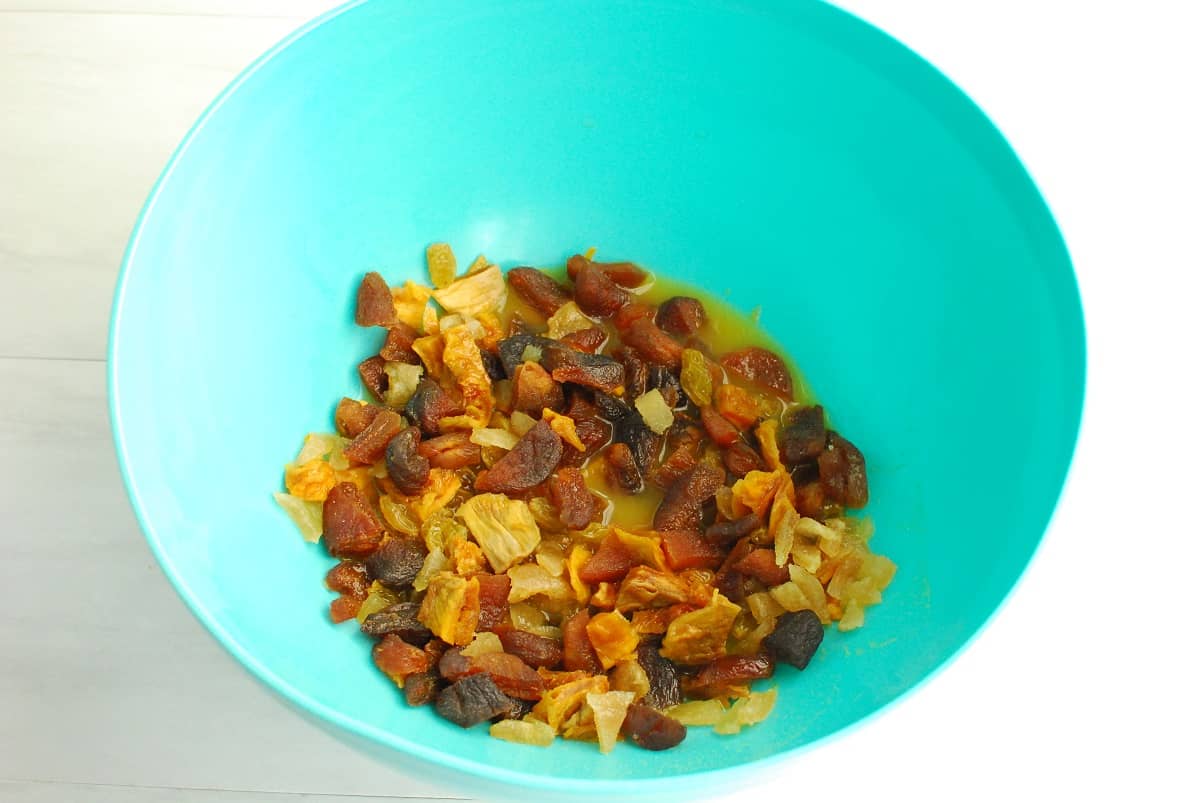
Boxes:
[364,537,427,591]
[355,271,395,327]
[637,640,682,710]
[764,609,824,670]
[700,405,740,447]
[473,420,564,494]
[683,653,774,699]
[705,513,762,545]
[559,326,608,353]
[404,379,464,436]
[360,601,433,644]
[542,348,625,393]
[614,301,657,332]
[548,467,597,530]
[322,482,385,558]
[647,365,683,409]
[732,549,790,586]
[512,361,565,416]
[818,432,869,508]
[334,397,382,438]
[507,267,572,317]
[497,334,558,377]
[722,440,764,478]
[435,673,513,728]
[780,405,826,465]
[385,427,430,494]
[660,530,725,572]
[562,610,604,673]
[656,296,706,336]
[720,347,794,400]
[622,704,686,750]
[604,442,643,493]
[344,408,406,466]
[403,671,440,706]
[379,322,420,363]
[622,352,649,399]
[470,652,546,701]
[654,463,724,533]
[649,426,703,489]
[795,481,824,517]
[480,350,506,381]
[573,261,631,318]
[496,628,564,668]
[558,392,612,468]
[373,634,431,684]
[622,317,683,368]
[438,647,475,682]
[417,430,482,470]
[566,254,648,287]
[476,573,512,632]
[358,355,389,401]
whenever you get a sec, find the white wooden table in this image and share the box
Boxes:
[2,2,1194,801]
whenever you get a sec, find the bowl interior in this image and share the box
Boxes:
[110,0,1084,796]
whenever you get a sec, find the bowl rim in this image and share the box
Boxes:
[107,0,1087,795]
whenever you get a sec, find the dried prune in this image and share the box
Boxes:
[383,427,429,494]
[566,254,648,287]
[355,271,395,327]
[404,379,464,436]
[653,463,724,533]
[379,322,420,363]
[548,467,597,530]
[573,262,631,318]
[334,397,382,438]
[604,442,643,493]
[656,296,706,336]
[358,355,389,401]
[403,670,441,706]
[780,405,825,465]
[361,601,433,644]
[479,349,506,381]
[473,420,563,494]
[493,695,535,722]
[622,352,649,399]
[497,333,559,377]
[476,573,512,632]
[435,673,514,728]
[720,347,794,400]
[722,440,764,478]
[610,407,659,474]
[684,653,774,698]
[622,704,685,751]
[559,326,608,353]
[322,482,385,558]
[344,408,406,466]
[818,432,869,508]
[364,537,427,591]
[647,365,683,409]
[541,347,624,393]
[764,609,824,670]
[562,610,604,673]
[637,639,682,710]
[512,361,565,416]
[497,628,564,669]
[622,318,683,368]
[507,267,572,316]
[732,548,789,586]
[417,430,482,470]
[704,513,762,545]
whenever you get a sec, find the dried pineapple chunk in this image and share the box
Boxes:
[457,494,541,572]
[426,242,457,288]
[586,690,635,753]
[285,459,336,502]
[433,265,507,317]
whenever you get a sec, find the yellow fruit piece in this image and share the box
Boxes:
[460,631,503,657]
[542,409,586,451]
[660,590,741,665]
[426,242,457,288]
[433,265,507,317]
[532,674,608,731]
[412,334,444,378]
[586,690,635,754]
[586,611,639,670]
[273,492,322,542]
[666,698,727,726]
[546,301,594,339]
[613,528,666,571]
[417,572,479,645]
[634,389,674,435]
[439,325,494,431]
[458,493,541,573]
[391,280,432,329]
[409,469,461,522]
[489,717,555,747]
[680,349,713,407]
[608,659,649,702]
[285,459,336,502]
[566,544,593,604]
[356,582,399,623]
[755,419,782,471]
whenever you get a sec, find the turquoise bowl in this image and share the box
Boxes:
[109,1,1085,799]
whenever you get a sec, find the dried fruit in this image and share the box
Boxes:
[634,389,675,435]
[586,610,639,670]
[548,467,597,530]
[573,261,631,318]
[404,379,464,436]
[700,405,741,447]
[684,653,774,699]
[380,322,421,363]
[433,265,507,318]
[358,355,389,401]
[604,442,643,493]
[637,640,682,710]
[474,420,564,494]
[720,347,794,399]
[705,513,762,545]
[621,704,686,751]
[562,610,604,673]
[322,482,385,558]
[680,349,714,407]
[361,601,433,644]
[476,573,513,631]
[622,318,683,368]
[373,634,431,685]
[497,628,564,668]
[558,325,608,353]
[334,398,382,438]
[714,384,764,430]
[356,271,396,327]
[566,254,648,287]
[512,361,565,416]
[780,405,825,465]
[436,673,514,728]
[654,464,724,533]
[542,347,625,393]
[417,430,482,470]
[456,494,542,573]
[659,590,741,665]
[656,296,706,336]
[508,267,573,317]
[818,432,869,508]
[764,609,824,669]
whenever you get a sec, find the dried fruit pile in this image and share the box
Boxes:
[275,245,895,752]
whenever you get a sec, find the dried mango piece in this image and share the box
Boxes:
[391,280,433,329]
[542,408,586,451]
[418,571,480,645]
[613,528,667,571]
[586,610,639,670]
[439,325,493,431]
[285,459,337,502]
[409,468,461,522]
[412,334,445,379]
[755,419,783,471]
[730,468,789,518]
[566,544,593,604]
[531,674,608,731]
[660,590,741,665]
